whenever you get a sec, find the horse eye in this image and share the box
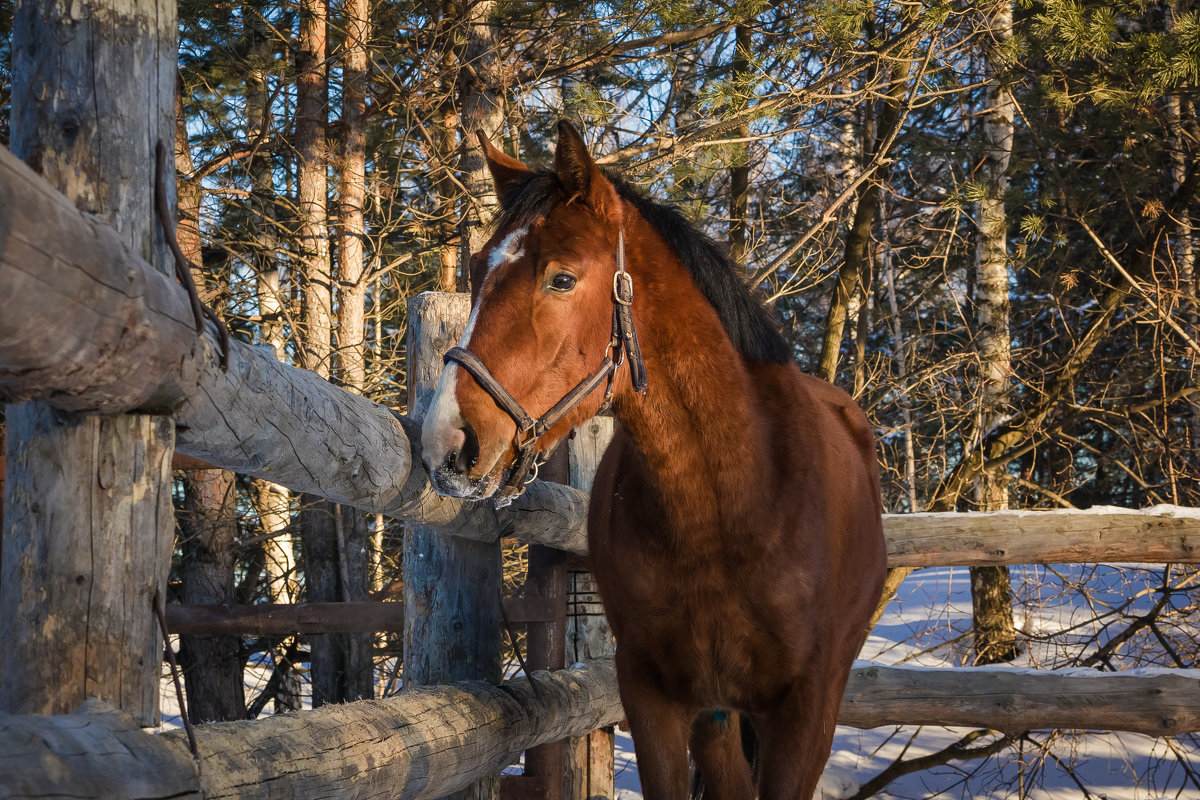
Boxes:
[550,272,577,292]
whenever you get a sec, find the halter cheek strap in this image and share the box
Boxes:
[443,230,647,506]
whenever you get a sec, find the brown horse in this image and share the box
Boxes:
[421,121,886,800]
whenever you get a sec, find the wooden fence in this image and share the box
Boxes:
[2,7,1200,797]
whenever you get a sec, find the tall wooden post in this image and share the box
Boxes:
[565,417,616,800]
[404,292,502,800]
[1,0,177,725]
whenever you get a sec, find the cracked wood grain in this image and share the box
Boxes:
[3,660,1199,799]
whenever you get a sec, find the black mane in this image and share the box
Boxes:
[493,169,791,365]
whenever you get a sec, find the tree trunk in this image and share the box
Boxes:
[728,24,752,268]
[337,0,370,395]
[458,0,506,260]
[295,0,346,704]
[179,470,246,722]
[172,103,245,722]
[1168,1,1200,504]
[296,0,332,378]
[0,0,176,726]
[816,8,916,383]
[245,1,300,710]
[332,0,376,703]
[970,0,1018,665]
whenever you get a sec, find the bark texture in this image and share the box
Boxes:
[1,0,177,726]
[403,293,503,690]
[0,661,624,800]
[970,0,1019,665]
[3,660,1199,800]
[839,663,1200,736]
[883,506,1200,566]
[178,471,245,723]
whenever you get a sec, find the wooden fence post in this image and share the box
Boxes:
[0,0,176,725]
[565,417,616,800]
[404,292,503,800]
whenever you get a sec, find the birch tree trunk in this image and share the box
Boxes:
[970,0,1018,664]
[0,0,177,726]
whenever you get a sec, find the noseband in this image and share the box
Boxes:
[443,230,648,506]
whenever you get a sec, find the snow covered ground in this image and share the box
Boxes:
[159,564,1198,798]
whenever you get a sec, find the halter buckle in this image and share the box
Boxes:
[613,271,634,306]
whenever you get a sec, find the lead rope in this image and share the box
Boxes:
[155,140,232,370]
[154,589,199,759]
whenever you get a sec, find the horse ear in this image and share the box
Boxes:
[477,130,530,205]
[555,120,617,214]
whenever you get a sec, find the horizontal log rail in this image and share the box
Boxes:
[0,143,590,555]
[0,661,622,800]
[165,596,560,635]
[3,658,1198,799]
[884,505,1200,566]
[840,662,1200,737]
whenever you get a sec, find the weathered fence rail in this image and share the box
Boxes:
[0,660,622,800]
[3,656,1199,800]
[0,144,589,554]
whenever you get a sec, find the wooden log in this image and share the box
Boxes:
[164,596,559,636]
[565,417,616,800]
[839,662,1200,737]
[1,0,176,726]
[0,700,202,800]
[0,661,622,800]
[403,292,503,800]
[5,660,1200,800]
[883,505,1200,566]
[0,160,590,549]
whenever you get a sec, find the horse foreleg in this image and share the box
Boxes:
[754,680,842,800]
[617,660,692,800]
[689,711,754,800]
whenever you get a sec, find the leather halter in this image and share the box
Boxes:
[443,230,648,506]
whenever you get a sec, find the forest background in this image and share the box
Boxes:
[1,0,1198,796]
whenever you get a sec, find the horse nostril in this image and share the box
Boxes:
[443,422,480,476]
[458,422,480,472]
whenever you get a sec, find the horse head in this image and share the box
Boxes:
[421,121,640,502]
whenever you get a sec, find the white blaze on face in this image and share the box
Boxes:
[487,227,527,278]
[421,227,527,494]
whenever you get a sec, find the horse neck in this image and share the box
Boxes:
[611,223,768,535]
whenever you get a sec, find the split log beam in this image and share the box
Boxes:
[884,506,1200,566]
[164,596,559,636]
[840,662,1200,737]
[0,661,624,800]
[3,660,1200,800]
